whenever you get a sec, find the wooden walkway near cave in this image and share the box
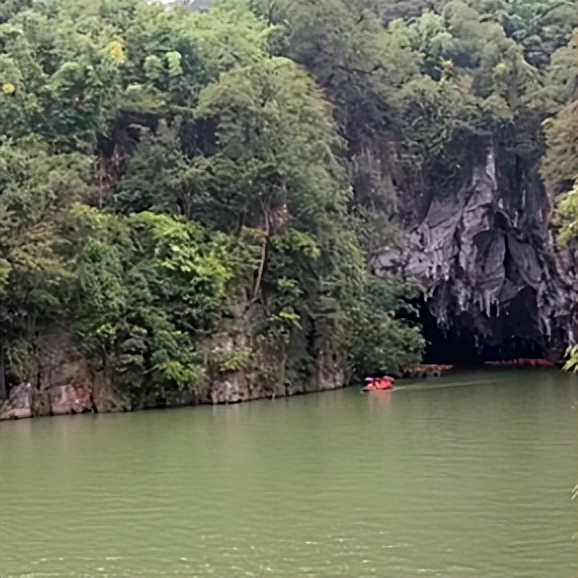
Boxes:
[484,358,556,368]
[402,364,454,378]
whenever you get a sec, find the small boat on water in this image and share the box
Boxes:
[362,375,395,392]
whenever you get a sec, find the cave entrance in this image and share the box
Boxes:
[416,291,545,366]
[418,300,482,366]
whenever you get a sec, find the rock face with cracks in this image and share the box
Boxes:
[0,330,345,420]
[0,331,128,420]
[371,148,577,359]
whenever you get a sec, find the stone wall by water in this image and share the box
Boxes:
[0,331,345,421]
[0,332,129,420]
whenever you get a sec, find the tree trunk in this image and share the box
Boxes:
[252,203,271,302]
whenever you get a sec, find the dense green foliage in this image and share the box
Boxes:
[0,0,575,403]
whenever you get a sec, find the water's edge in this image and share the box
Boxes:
[0,378,349,422]
[1,366,567,424]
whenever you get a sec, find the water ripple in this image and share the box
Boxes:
[1,370,576,577]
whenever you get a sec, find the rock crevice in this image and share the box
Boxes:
[372,147,577,358]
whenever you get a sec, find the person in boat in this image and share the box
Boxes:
[363,375,395,390]
[379,375,395,389]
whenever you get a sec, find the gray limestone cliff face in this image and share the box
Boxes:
[371,148,577,357]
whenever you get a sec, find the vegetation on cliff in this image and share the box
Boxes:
[0,0,575,405]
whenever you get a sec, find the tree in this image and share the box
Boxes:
[539,34,578,199]
[6,0,575,405]
[474,0,576,69]
[70,207,231,405]
[541,103,578,197]
[0,140,90,398]
[348,277,424,380]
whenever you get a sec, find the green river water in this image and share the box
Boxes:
[0,369,576,578]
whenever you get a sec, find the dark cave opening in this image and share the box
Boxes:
[416,296,546,366]
[418,302,481,366]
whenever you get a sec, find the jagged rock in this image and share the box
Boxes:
[372,148,577,357]
[0,383,32,419]
[316,361,345,391]
[31,390,51,417]
[92,372,129,413]
[48,385,93,416]
[0,330,126,421]
[0,328,350,418]
[210,372,251,404]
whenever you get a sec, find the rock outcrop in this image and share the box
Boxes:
[371,147,577,359]
[0,383,32,419]
[0,331,128,421]
[0,330,346,420]
[207,333,344,404]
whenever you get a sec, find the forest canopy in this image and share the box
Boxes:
[0,0,575,403]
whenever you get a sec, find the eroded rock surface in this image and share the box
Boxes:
[1,331,127,420]
[0,383,32,419]
[372,148,577,356]
[1,330,347,417]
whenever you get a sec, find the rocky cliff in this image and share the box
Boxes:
[0,332,129,420]
[0,330,344,421]
[371,146,577,362]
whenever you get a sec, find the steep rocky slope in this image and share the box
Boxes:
[372,146,576,362]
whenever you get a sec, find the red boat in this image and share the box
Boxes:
[362,376,395,391]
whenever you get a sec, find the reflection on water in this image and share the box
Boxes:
[365,390,393,411]
[0,369,576,577]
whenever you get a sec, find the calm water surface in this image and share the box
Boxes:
[0,369,576,577]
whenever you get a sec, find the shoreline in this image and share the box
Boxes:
[1,364,566,423]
